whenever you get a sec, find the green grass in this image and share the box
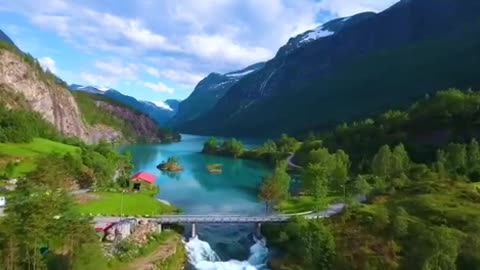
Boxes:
[0,138,80,177]
[77,191,178,216]
[0,138,79,157]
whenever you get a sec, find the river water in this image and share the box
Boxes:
[118,134,271,270]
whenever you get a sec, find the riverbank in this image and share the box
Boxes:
[108,230,185,270]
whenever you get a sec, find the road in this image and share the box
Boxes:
[287,152,302,169]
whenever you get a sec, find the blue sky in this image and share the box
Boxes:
[0,0,398,104]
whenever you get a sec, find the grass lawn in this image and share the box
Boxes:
[0,138,79,177]
[76,191,179,216]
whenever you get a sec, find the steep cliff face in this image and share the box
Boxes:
[0,49,91,141]
[95,100,167,143]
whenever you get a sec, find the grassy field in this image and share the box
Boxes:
[76,191,178,216]
[0,138,80,177]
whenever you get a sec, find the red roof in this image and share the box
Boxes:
[130,172,156,184]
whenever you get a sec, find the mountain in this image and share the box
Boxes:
[69,84,107,95]
[0,30,16,48]
[0,32,177,144]
[71,91,180,143]
[164,99,180,113]
[177,0,480,136]
[69,85,177,125]
[170,62,264,126]
[0,40,95,141]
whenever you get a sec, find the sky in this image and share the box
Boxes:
[0,0,399,104]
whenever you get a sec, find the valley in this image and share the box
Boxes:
[0,0,480,269]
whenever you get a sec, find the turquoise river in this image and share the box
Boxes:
[118,134,272,270]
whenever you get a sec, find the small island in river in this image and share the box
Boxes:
[206,163,223,174]
[157,157,184,172]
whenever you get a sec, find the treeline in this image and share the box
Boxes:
[0,104,60,143]
[264,138,480,269]
[202,134,300,164]
[317,89,480,170]
[260,89,480,270]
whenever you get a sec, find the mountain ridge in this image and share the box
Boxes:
[174,0,480,136]
[170,62,265,126]
[69,84,180,125]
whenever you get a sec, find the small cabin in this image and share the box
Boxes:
[130,172,156,191]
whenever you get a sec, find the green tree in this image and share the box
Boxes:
[391,144,410,176]
[203,137,219,153]
[298,221,336,270]
[416,226,461,270]
[258,177,280,213]
[258,162,290,212]
[331,150,350,201]
[259,139,277,154]
[222,139,245,158]
[277,134,300,153]
[445,143,467,175]
[467,139,480,180]
[349,175,372,197]
[303,163,329,202]
[372,206,390,231]
[372,145,393,177]
[391,206,409,238]
[0,179,107,270]
[28,153,73,189]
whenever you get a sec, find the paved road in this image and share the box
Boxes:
[287,152,302,169]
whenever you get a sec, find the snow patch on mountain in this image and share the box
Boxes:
[225,68,256,77]
[151,101,173,111]
[96,86,110,91]
[299,26,334,44]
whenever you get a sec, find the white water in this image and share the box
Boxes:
[185,236,269,270]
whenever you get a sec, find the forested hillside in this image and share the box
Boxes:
[178,0,480,137]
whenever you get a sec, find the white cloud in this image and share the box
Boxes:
[2,0,401,99]
[80,72,115,87]
[38,56,57,73]
[318,0,399,17]
[94,59,139,80]
[185,35,273,66]
[143,65,204,86]
[144,66,160,77]
[144,81,175,94]
[151,101,173,111]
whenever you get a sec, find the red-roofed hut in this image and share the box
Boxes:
[130,172,156,191]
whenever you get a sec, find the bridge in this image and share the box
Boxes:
[94,203,346,237]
